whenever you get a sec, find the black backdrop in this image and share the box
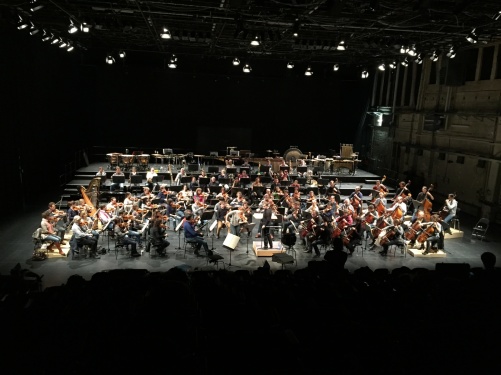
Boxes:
[0,24,372,207]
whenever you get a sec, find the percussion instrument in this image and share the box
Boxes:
[283,147,305,168]
[324,158,333,172]
[107,153,122,168]
[120,154,135,169]
[136,154,150,170]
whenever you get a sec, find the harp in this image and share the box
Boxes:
[79,177,101,217]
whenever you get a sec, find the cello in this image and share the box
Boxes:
[416,222,437,244]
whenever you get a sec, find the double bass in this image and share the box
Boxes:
[422,184,434,222]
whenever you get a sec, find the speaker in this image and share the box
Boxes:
[223,233,240,250]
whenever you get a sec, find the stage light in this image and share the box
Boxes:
[250,35,260,46]
[287,61,294,69]
[361,70,369,79]
[446,46,456,59]
[378,63,385,71]
[119,50,126,59]
[232,57,240,66]
[68,20,78,34]
[41,30,52,42]
[389,61,397,69]
[67,43,74,52]
[407,44,417,56]
[333,63,340,71]
[414,54,423,64]
[30,0,44,12]
[59,40,67,48]
[337,40,346,50]
[168,54,177,68]
[400,45,407,54]
[81,22,90,33]
[292,18,300,38]
[105,55,115,65]
[242,63,252,73]
[466,28,478,44]
[29,23,39,36]
[17,17,29,30]
[493,10,501,21]
[430,50,440,62]
[304,66,313,76]
[51,36,60,44]
[160,27,171,39]
[401,58,409,67]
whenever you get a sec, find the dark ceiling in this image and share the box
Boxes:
[3,0,501,74]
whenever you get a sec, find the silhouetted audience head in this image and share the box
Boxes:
[481,251,496,270]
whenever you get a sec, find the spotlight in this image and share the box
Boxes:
[414,54,423,64]
[304,66,313,76]
[430,50,440,62]
[51,36,60,44]
[30,0,44,12]
[232,57,240,66]
[493,10,501,21]
[168,54,177,69]
[401,58,409,67]
[81,22,90,33]
[119,50,126,59]
[399,45,407,54]
[333,63,340,71]
[466,28,478,44]
[337,40,346,51]
[160,27,171,39]
[242,63,252,73]
[41,30,52,42]
[389,61,397,69]
[250,35,260,46]
[292,18,300,38]
[378,63,385,71]
[59,40,67,48]
[105,55,115,65]
[287,62,294,69]
[67,43,74,52]
[407,44,417,56]
[68,20,78,34]
[446,46,456,59]
[361,70,369,79]
[17,17,29,30]
[29,23,39,36]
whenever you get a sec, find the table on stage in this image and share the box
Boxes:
[332,159,361,174]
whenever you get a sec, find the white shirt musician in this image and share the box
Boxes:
[146,167,158,190]
[175,168,187,185]
[443,194,458,223]
[386,196,407,216]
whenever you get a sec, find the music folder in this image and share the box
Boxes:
[412,199,423,210]
[223,233,240,250]
[112,175,125,184]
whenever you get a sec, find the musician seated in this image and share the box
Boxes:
[98,204,115,233]
[422,214,443,254]
[412,186,434,221]
[114,218,141,257]
[344,217,364,255]
[150,218,170,256]
[369,212,394,251]
[387,195,407,215]
[191,188,207,217]
[110,166,125,191]
[96,166,107,184]
[230,191,247,208]
[47,202,67,240]
[183,214,210,256]
[79,211,100,243]
[303,211,324,256]
[283,208,302,234]
[239,202,254,237]
[166,199,184,229]
[146,167,158,191]
[379,219,405,256]
[40,211,65,255]
[215,200,230,239]
[362,204,379,244]
[208,176,219,192]
[71,217,100,258]
[67,201,80,225]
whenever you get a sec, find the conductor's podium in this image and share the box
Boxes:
[253,240,286,257]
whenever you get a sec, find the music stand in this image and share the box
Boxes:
[218,178,231,185]
[181,176,191,184]
[227,167,237,175]
[297,166,307,174]
[239,177,250,187]
[239,167,250,175]
[242,223,256,253]
[112,175,125,184]
[175,219,185,249]
[280,166,290,173]
[412,199,423,210]
[130,175,142,185]
[208,166,219,174]
[223,233,240,267]
[259,164,269,173]
[199,177,209,186]
[208,219,218,250]
[199,210,215,236]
